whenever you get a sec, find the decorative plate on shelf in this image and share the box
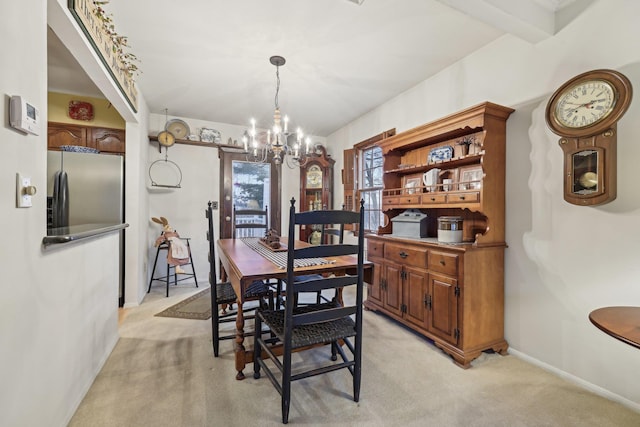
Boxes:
[60,145,100,154]
[200,128,221,143]
[427,145,454,163]
[165,119,190,140]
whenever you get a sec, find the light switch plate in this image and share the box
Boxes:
[16,173,33,208]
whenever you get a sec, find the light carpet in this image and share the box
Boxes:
[69,285,640,426]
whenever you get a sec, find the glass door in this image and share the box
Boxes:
[219,150,280,238]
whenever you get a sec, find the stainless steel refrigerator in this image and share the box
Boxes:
[47,150,126,305]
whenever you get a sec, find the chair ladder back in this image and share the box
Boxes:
[233,204,269,238]
[292,306,357,327]
[294,244,359,259]
[206,202,218,283]
[294,275,359,294]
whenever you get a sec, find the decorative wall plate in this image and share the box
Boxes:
[165,119,190,140]
[68,100,94,121]
[428,145,453,163]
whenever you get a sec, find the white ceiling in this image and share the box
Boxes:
[47,0,590,136]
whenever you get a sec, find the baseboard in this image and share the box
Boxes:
[508,347,640,413]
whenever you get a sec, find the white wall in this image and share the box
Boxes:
[327,0,640,410]
[0,1,129,425]
[124,96,151,306]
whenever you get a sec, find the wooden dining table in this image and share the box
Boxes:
[217,237,371,380]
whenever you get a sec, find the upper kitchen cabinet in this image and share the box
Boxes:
[48,122,125,154]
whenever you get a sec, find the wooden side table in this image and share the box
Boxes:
[589,306,640,349]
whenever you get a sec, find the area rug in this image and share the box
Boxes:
[155,288,211,320]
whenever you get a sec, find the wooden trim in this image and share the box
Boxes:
[149,134,241,150]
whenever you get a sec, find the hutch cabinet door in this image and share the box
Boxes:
[404,265,428,328]
[367,259,384,306]
[383,262,404,317]
[427,273,459,345]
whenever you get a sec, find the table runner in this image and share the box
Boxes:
[241,238,332,269]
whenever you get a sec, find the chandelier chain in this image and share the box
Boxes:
[275,65,280,110]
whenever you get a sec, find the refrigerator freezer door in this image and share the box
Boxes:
[47,151,124,225]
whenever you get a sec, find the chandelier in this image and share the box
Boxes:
[243,55,318,168]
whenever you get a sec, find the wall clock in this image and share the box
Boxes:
[545,69,632,206]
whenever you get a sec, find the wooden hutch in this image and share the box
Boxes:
[364,102,514,368]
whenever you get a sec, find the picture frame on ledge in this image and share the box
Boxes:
[458,165,483,190]
[403,175,423,195]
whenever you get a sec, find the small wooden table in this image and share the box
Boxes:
[589,306,640,349]
[217,237,371,380]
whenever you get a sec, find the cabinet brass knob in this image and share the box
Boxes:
[399,251,408,258]
[439,260,445,265]
[460,196,465,200]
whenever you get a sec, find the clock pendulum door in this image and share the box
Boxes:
[559,135,613,206]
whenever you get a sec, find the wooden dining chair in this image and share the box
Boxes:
[233,204,268,238]
[253,198,365,424]
[233,204,282,304]
[290,204,346,306]
[206,201,273,357]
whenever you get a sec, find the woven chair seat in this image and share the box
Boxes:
[215,282,237,304]
[216,280,271,305]
[258,302,356,349]
[293,274,323,282]
[246,280,271,299]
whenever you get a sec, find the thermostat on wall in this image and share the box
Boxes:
[9,95,40,135]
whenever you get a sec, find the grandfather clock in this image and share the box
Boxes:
[299,145,334,243]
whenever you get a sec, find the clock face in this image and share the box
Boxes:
[306,165,323,189]
[157,130,175,147]
[554,80,615,129]
[545,69,632,138]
